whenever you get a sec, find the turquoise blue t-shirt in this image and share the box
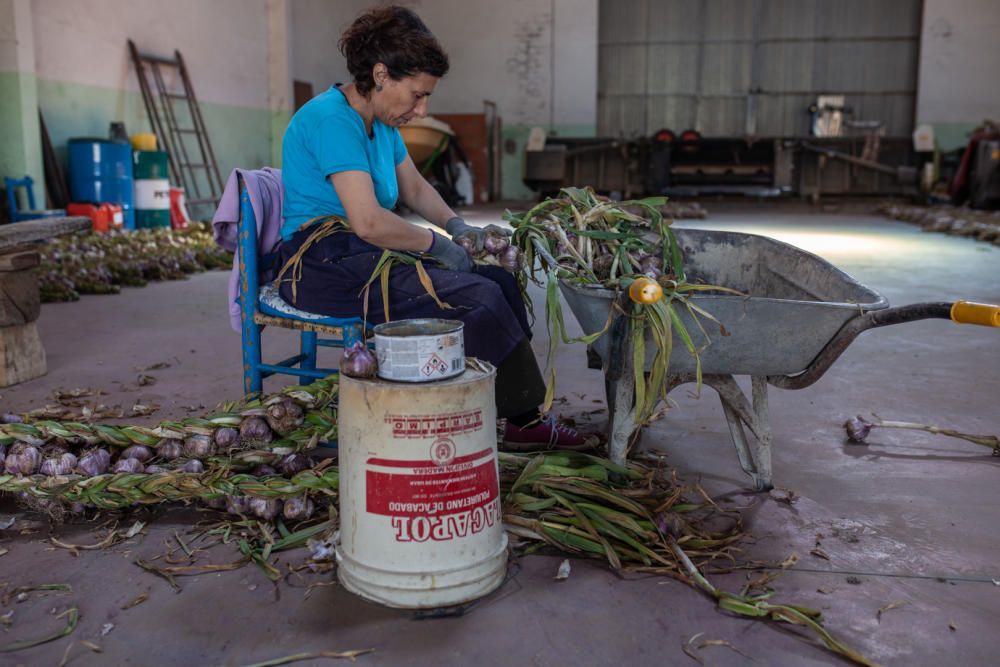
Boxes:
[280,85,408,240]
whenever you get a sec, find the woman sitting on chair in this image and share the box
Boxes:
[277,5,591,450]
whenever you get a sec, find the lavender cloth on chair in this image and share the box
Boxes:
[212,167,284,332]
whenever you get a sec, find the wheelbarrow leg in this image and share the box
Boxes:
[605,376,636,467]
[603,300,637,467]
[710,375,774,491]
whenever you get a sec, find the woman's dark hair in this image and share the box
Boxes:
[339,6,449,96]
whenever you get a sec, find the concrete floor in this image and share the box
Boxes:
[1,202,998,666]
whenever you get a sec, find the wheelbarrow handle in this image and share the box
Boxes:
[770,299,999,390]
[950,300,1000,327]
[867,301,1000,328]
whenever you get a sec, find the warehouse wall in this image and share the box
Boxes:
[31,0,275,205]
[0,0,286,217]
[289,0,599,200]
[916,0,1000,150]
[0,0,43,211]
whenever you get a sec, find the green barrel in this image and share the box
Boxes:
[133,150,171,229]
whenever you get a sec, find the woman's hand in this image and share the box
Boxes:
[426,231,473,272]
[445,218,510,253]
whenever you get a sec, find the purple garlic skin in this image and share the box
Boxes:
[226,495,251,515]
[184,434,217,459]
[278,453,311,476]
[96,448,112,467]
[182,459,204,474]
[41,452,77,476]
[499,245,524,273]
[144,464,168,474]
[113,458,145,474]
[639,254,663,272]
[456,235,477,257]
[5,446,41,475]
[283,496,315,521]
[253,464,278,477]
[265,399,305,436]
[483,231,510,255]
[639,254,663,280]
[157,438,184,460]
[76,449,111,476]
[239,417,274,446]
[249,497,283,521]
[214,427,239,450]
[204,496,226,510]
[339,341,377,379]
[845,416,873,443]
[121,445,153,462]
[1,413,23,424]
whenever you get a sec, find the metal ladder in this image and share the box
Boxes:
[128,40,224,213]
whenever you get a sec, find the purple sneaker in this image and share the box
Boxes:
[501,415,598,452]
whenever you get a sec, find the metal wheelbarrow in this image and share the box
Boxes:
[556,228,999,491]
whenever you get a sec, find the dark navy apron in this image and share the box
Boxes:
[276,228,532,367]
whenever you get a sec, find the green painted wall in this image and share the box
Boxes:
[930,123,980,152]
[269,109,292,168]
[500,123,597,201]
[0,70,44,211]
[33,78,277,217]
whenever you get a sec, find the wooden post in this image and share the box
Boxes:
[0,250,46,386]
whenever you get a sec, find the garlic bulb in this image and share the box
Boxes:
[249,497,283,520]
[156,439,184,460]
[278,453,311,476]
[265,399,304,436]
[76,449,111,476]
[121,445,153,462]
[4,446,41,475]
[40,453,77,476]
[226,495,251,515]
[214,427,239,450]
[282,496,315,521]
[113,458,145,474]
[239,417,273,446]
[183,435,216,459]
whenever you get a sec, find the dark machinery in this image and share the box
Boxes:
[525,132,922,200]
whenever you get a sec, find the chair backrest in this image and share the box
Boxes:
[236,173,261,321]
[5,176,37,217]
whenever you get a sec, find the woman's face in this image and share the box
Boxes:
[373,69,439,127]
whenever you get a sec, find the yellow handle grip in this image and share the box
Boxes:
[951,300,1000,327]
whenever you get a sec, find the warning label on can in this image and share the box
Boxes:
[366,447,500,542]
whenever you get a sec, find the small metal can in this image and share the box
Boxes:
[374,319,465,382]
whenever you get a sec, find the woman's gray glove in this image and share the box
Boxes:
[445,216,510,253]
[426,231,473,272]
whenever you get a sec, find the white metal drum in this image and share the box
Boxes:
[336,361,508,608]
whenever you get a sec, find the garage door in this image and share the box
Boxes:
[598,0,922,138]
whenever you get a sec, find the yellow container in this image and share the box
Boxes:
[399,117,454,164]
[130,133,157,151]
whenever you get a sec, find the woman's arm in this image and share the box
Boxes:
[330,170,433,252]
[395,154,456,228]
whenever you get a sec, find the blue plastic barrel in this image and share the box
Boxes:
[68,138,135,229]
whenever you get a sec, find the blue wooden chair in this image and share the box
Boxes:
[237,174,368,396]
[4,176,65,222]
